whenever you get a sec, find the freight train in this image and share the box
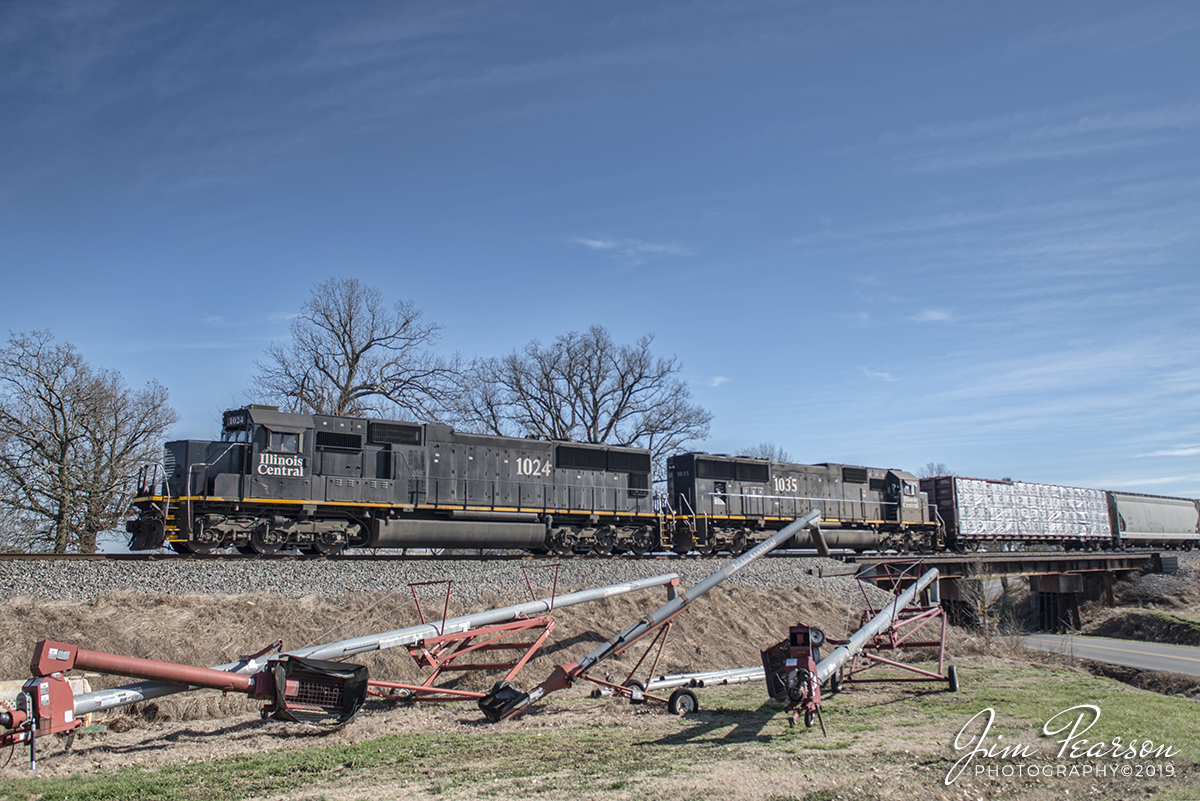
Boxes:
[125,405,1199,556]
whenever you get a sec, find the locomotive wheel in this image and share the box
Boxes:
[551,529,577,556]
[668,688,698,715]
[250,530,282,555]
[592,529,616,557]
[301,539,345,556]
[629,528,656,557]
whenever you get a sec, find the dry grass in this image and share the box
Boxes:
[0,583,865,723]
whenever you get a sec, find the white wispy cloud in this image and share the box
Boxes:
[572,237,695,263]
[708,376,731,388]
[1004,7,1200,57]
[202,315,241,327]
[1138,446,1200,458]
[204,312,297,327]
[912,309,952,323]
[861,367,897,382]
[1098,473,1200,489]
[894,101,1200,173]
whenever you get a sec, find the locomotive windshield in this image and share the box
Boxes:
[268,431,301,452]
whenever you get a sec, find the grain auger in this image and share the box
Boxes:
[478,509,822,722]
[762,565,956,733]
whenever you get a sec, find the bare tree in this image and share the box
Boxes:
[0,484,38,553]
[252,278,460,419]
[917,462,954,478]
[0,331,177,553]
[455,325,711,463]
[737,442,793,463]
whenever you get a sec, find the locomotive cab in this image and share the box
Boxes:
[883,470,924,525]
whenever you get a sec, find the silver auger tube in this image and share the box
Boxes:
[814,566,940,684]
[574,510,821,676]
[70,572,680,716]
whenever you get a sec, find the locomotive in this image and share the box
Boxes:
[665,453,937,552]
[125,405,939,555]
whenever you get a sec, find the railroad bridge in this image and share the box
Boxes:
[844,551,1171,631]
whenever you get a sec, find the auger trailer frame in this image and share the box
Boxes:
[479,509,822,722]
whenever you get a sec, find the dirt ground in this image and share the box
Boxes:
[2,569,1199,799]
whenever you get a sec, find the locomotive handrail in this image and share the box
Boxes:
[421,477,655,516]
[701,490,906,520]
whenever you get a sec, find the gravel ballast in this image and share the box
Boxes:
[0,554,894,608]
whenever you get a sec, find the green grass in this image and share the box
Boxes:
[3,666,1197,801]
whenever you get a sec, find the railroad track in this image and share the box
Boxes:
[0,547,1164,563]
[0,551,546,562]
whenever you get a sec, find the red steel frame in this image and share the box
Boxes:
[367,616,558,702]
[837,564,951,687]
[368,568,565,703]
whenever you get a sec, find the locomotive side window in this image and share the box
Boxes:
[269,431,301,453]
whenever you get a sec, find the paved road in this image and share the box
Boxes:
[1024,633,1200,678]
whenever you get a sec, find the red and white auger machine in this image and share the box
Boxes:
[762,565,957,734]
[1,573,678,770]
[1,642,367,769]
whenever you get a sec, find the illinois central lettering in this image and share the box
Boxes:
[257,453,306,477]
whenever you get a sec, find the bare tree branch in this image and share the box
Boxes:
[737,442,793,463]
[251,278,460,419]
[0,331,177,553]
[454,325,711,464]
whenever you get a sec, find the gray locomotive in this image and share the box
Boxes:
[126,405,940,555]
[127,405,657,556]
[664,453,939,552]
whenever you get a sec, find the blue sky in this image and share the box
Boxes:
[3,1,1198,498]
